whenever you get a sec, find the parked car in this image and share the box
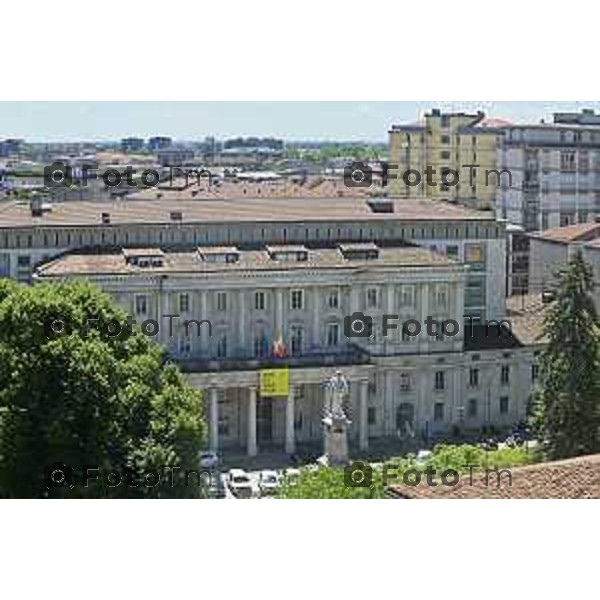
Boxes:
[258,470,280,497]
[199,451,219,470]
[227,469,253,498]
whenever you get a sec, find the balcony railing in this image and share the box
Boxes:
[176,343,372,373]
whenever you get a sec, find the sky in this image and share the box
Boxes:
[1,101,600,143]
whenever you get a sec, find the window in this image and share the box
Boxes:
[446,245,459,260]
[366,288,378,309]
[290,325,303,356]
[327,322,339,347]
[499,396,509,414]
[441,135,450,144]
[217,292,227,312]
[327,290,339,309]
[254,330,269,357]
[531,364,539,383]
[434,371,445,391]
[255,291,266,311]
[435,284,448,308]
[216,334,228,358]
[399,285,414,307]
[399,372,412,392]
[440,150,450,160]
[367,407,376,425]
[290,290,304,310]
[179,293,190,313]
[178,333,191,355]
[500,365,510,385]
[469,368,479,387]
[135,295,148,316]
[433,402,444,422]
[17,255,31,267]
[467,398,478,418]
[465,244,483,263]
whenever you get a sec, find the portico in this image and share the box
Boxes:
[186,366,373,457]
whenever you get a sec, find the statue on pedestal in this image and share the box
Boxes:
[319,370,351,466]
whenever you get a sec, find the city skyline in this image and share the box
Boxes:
[2,101,600,143]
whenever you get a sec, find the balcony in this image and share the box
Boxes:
[176,343,372,373]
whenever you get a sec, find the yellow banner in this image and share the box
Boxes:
[259,368,289,397]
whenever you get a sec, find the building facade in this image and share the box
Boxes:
[497,110,600,232]
[388,109,501,210]
[35,242,535,456]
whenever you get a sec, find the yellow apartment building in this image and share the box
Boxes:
[388,108,504,210]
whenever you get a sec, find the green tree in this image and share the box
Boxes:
[0,280,206,498]
[532,250,600,459]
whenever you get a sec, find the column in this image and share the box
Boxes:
[385,371,394,435]
[247,386,257,457]
[359,379,369,451]
[199,290,208,357]
[238,291,246,356]
[209,387,219,452]
[275,289,284,338]
[311,287,320,348]
[285,386,296,454]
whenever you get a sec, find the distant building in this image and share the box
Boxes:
[148,136,173,152]
[0,138,25,157]
[120,137,145,153]
[388,109,502,211]
[497,109,600,232]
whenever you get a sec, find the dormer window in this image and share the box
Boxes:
[198,246,240,264]
[266,245,309,262]
[122,248,165,268]
[339,243,380,261]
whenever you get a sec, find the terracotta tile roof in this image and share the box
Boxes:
[506,294,549,345]
[532,222,600,244]
[0,196,493,229]
[387,454,600,499]
[36,245,456,278]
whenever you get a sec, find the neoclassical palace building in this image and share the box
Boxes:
[16,193,541,456]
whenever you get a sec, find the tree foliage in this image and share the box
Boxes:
[0,280,206,498]
[277,444,534,499]
[532,250,600,459]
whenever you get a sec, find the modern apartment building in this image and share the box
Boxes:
[497,109,600,232]
[388,109,502,210]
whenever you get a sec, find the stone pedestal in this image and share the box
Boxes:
[318,414,351,467]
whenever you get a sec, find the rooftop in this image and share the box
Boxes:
[531,222,600,244]
[36,244,456,278]
[0,196,494,229]
[506,294,549,345]
[387,454,600,499]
